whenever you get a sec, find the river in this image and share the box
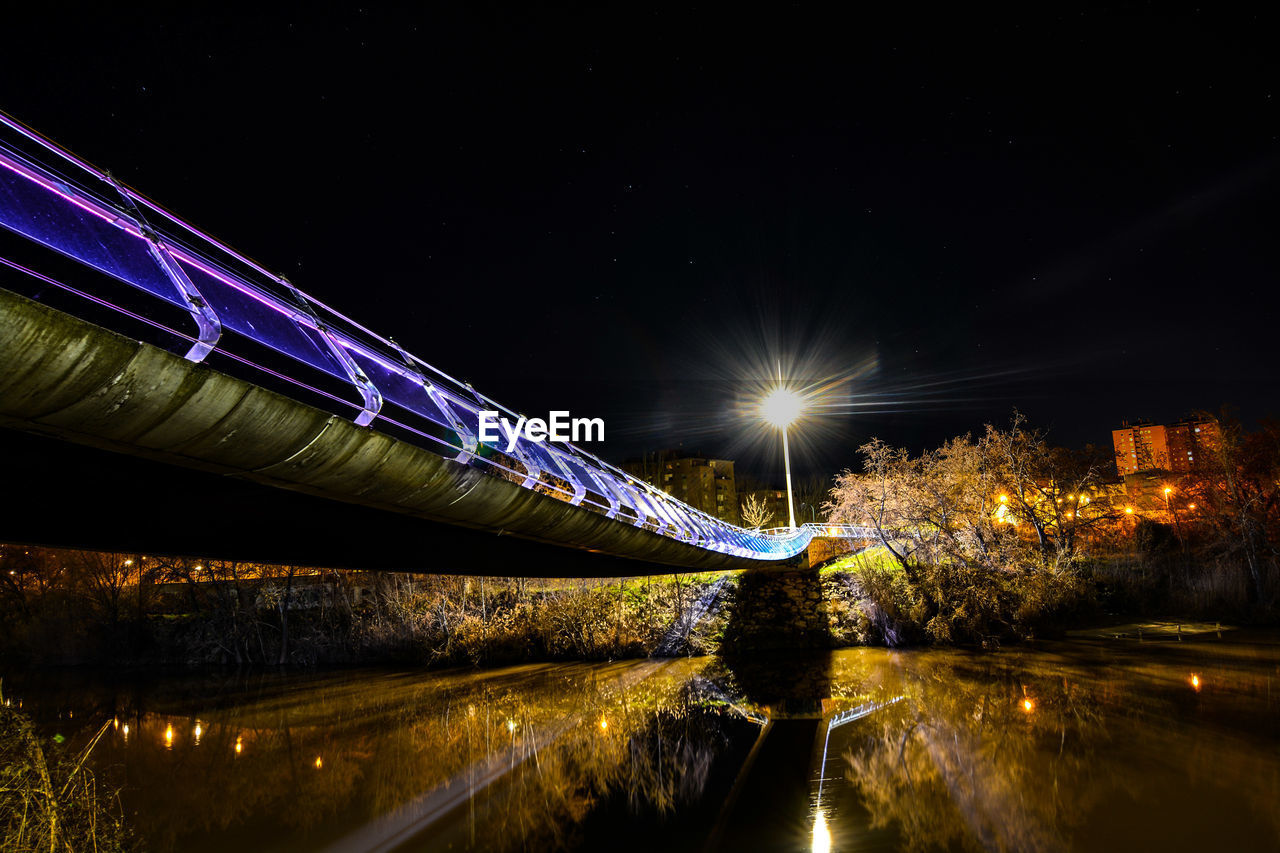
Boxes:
[4,630,1278,851]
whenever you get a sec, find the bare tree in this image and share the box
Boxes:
[828,438,918,576]
[739,493,774,529]
[1186,412,1278,603]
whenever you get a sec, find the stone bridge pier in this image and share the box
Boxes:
[717,537,871,652]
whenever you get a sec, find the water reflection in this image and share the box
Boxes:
[3,634,1278,852]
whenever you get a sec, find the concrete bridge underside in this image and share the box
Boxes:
[0,288,831,575]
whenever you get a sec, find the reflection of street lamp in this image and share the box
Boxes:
[811,810,832,853]
[761,384,805,530]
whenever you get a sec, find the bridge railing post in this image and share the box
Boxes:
[281,278,383,427]
[102,172,224,364]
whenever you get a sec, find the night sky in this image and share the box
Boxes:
[4,6,1278,484]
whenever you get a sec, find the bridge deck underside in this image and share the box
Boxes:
[0,288,804,573]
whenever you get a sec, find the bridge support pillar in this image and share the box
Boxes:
[720,567,831,652]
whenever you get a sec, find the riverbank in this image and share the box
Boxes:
[2,542,1274,670]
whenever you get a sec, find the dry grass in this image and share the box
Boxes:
[0,687,127,852]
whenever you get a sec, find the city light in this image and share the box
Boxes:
[164,724,174,748]
[1125,507,1134,515]
[1190,674,1202,692]
[314,756,323,769]
[600,716,608,731]
[999,494,1009,503]
[234,736,243,755]
[1022,698,1034,713]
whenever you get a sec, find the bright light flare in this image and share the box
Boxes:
[760,386,805,428]
[812,810,832,853]
[1022,698,1034,713]
[1189,674,1201,692]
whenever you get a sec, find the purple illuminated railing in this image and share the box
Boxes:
[0,112,819,561]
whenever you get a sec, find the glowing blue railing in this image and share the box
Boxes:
[0,113,845,562]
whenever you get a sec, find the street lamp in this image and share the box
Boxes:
[760,383,805,530]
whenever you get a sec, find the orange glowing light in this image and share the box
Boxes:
[600,717,608,731]
[234,736,243,755]
[999,494,1009,503]
[1125,507,1134,515]
[1190,674,1201,692]
[314,756,323,769]
[1188,503,1197,510]
[164,725,174,747]
[1022,698,1034,713]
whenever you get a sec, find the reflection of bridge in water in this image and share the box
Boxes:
[0,114,872,573]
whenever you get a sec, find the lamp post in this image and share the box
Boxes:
[1164,485,1184,542]
[760,380,805,531]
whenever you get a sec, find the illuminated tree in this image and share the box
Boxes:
[740,493,774,529]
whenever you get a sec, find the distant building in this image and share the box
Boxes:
[1112,416,1220,476]
[623,451,739,524]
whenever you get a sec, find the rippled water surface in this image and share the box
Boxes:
[5,632,1279,851]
